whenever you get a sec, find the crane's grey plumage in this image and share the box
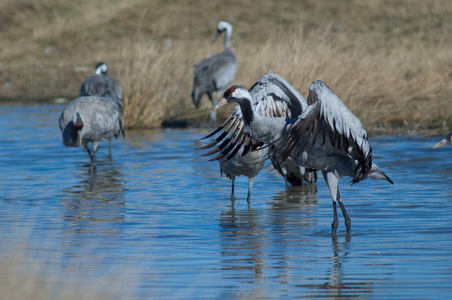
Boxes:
[59,96,124,164]
[220,143,267,204]
[433,132,452,149]
[198,73,317,193]
[245,74,318,186]
[211,78,393,234]
[192,21,237,123]
[197,98,267,204]
[80,62,122,106]
[80,62,123,152]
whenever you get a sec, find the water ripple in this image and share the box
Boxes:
[0,105,451,298]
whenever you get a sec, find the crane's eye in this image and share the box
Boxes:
[224,87,236,98]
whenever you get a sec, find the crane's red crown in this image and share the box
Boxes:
[223,86,236,99]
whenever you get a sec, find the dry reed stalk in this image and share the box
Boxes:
[118,38,199,128]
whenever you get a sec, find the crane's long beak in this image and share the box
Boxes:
[211,31,221,42]
[210,98,228,113]
[433,139,447,149]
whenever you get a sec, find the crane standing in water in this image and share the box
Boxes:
[210,76,393,234]
[80,62,123,152]
[192,21,237,124]
[59,96,124,166]
[198,74,317,204]
[198,103,268,205]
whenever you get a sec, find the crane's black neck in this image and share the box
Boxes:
[236,98,254,126]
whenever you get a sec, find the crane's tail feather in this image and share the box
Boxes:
[368,163,393,184]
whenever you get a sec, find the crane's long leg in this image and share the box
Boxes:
[91,141,99,164]
[307,170,318,185]
[84,142,93,162]
[322,171,339,233]
[279,165,290,188]
[301,166,318,185]
[339,197,351,231]
[246,176,256,204]
[322,171,351,234]
[230,176,236,206]
[84,142,97,173]
[269,146,290,188]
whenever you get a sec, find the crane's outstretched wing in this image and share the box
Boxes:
[197,108,264,162]
[248,73,307,118]
[272,80,372,183]
[197,73,307,162]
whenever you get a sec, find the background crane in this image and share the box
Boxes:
[191,21,237,124]
[80,62,122,106]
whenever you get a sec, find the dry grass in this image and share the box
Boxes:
[1,0,452,135]
[0,246,128,300]
[248,24,450,136]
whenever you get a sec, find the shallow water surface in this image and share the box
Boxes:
[1,105,452,299]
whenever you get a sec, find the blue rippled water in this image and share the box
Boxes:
[0,105,451,299]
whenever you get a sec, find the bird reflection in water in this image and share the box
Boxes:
[59,160,126,272]
[269,184,319,236]
[218,190,376,298]
[272,184,318,206]
[217,189,319,295]
[218,206,266,299]
[62,160,126,235]
[295,234,373,298]
[274,188,374,297]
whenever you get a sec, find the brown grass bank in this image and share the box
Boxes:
[1,0,452,135]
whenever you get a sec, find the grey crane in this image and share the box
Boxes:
[198,73,317,197]
[80,62,123,152]
[191,21,237,123]
[80,62,122,106]
[219,141,267,205]
[245,74,318,186]
[210,78,393,234]
[198,102,268,204]
[59,95,124,165]
[433,132,452,149]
